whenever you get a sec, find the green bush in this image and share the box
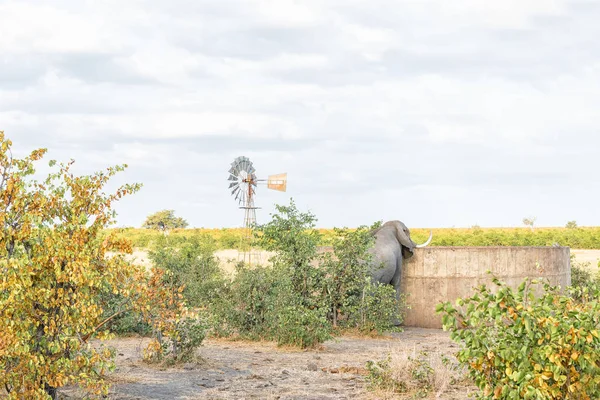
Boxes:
[209,201,405,345]
[149,235,227,308]
[210,262,332,347]
[272,302,331,348]
[254,199,323,306]
[438,277,600,399]
[99,290,151,336]
[170,316,207,362]
[349,281,404,335]
[144,315,207,364]
[318,223,403,334]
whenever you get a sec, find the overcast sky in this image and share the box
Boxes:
[2,0,599,228]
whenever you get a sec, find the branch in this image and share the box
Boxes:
[81,308,132,343]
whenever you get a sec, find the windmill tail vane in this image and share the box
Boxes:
[266,173,287,192]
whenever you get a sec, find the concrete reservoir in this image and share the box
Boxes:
[401,246,571,329]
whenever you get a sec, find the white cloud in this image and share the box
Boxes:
[2,0,599,228]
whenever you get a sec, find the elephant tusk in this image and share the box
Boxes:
[415,231,433,248]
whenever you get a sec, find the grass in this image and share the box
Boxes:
[365,346,474,399]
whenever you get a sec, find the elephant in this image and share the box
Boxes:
[367,220,432,322]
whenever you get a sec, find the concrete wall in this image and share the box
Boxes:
[401,246,571,329]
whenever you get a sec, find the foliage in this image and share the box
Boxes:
[254,199,322,306]
[210,262,331,348]
[144,314,206,363]
[107,226,600,250]
[142,209,188,230]
[272,300,331,348]
[99,291,151,336]
[438,277,600,399]
[207,200,404,347]
[566,221,578,229]
[148,235,226,308]
[351,282,405,334]
[317,222,403,334]
[409,227,600,249]
[569,257,600,302]
[319,225,374,328]
[0,132,188,398]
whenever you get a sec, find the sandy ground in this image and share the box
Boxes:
[60,328,471,400]
[571,249,600,269]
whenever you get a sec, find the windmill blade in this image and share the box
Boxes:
[229,156,263,207]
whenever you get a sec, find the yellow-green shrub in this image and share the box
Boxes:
[438,278,600,399]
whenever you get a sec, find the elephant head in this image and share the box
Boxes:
[385,220,433,258]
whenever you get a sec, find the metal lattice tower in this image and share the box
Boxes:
[227,156,287,265]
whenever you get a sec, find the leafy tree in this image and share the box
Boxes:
[522,217,537,232]
[0,132,187,398]
[143,209,189,230]
[566,220,578,229]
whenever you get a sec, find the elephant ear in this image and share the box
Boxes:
[393,221,414,249]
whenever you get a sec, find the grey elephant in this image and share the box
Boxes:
[367,220,432,314]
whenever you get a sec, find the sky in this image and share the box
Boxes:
[2,0,599,229]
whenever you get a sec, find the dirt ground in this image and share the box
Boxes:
[60,328,471,400]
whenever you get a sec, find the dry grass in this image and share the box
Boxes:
[366,345,473,399]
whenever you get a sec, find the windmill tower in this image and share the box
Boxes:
[227,156,287,265]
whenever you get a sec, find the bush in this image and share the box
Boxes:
[349,281,404,335]
[143,314,207,363]
[149,235,226,308]
[272,302,331,348]
[207,201,406,346]
[99,291,151,336]
[254,199,322,306]
[210,262,332,347]
[438,277,600,399]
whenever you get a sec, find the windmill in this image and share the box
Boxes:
[227,156,287,265]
